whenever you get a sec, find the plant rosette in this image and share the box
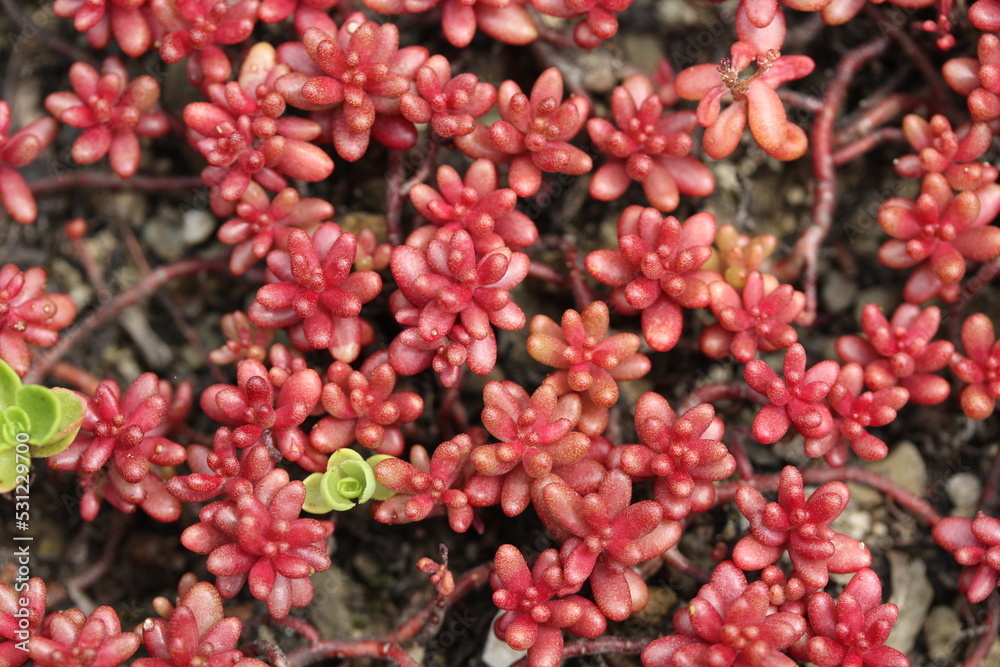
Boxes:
[302,449,396,512]
[0,359,86,492]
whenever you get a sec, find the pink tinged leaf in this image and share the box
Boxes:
[641,295,683,352]
[278,139,334,181]
[702,100,746,159]
[827,533,872,574]
[590,160,632,201]
[441,0,477,47]
[733,535,785,570]
[508,154,543,197]
[589,558,635,622]
[753,403,791,444]
[0,166,38,224]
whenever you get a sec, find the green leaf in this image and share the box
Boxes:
[31,388,86,457]
[319,449,380,511]
[320,470,360,511]
[339,458,376,503]
[0,360,21,408]
[302,473,335,514]
[0,445,19,494]
[17,384,60,445]
[0,406,31,447]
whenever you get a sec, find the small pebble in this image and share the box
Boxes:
[945,472,982,517]
[924,606,962,662]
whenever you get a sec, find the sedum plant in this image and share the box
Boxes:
[301,448,395,512]
[8,0,1000,665]
[0,359,85,492]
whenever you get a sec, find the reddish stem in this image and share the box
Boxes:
[832,127,906,166]
[727,428,756,481]
[778,90,824,113]
[715,465,943,526]
[287,562,492,666]
[559,237,592,309]
[399,139,438,197]
[963,593,1000,667]
[679,381,767,414]
[24,258,228,385]
[437,370,469,440]
[663,546,711,583]
[243,641,289,667]
[865,5,959,119]
[70,224,113,304]
[978,442,1000,516]
[783,36,890,323]
[287,640,417,667]
[834,93,922,146]
[29,173,204,195]
[510,636,649,667]
[386,152,407,247]
[528,260,569,287]
[48,361,102,394]
[383,561,493,643]
[255,616,323,644]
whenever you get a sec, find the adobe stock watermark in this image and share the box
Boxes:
[8,430,34,654]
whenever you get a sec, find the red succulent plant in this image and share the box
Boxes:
[208,311,275,366]
[47,373,190,522]
[536,469,682,620]
[389,226,529,348]
[286,14,428,160]
[804,362,909,467]
[933,511,1000,604]
[877,174,1000,304]
[372,433,477,532]
[587,73,713,211]
[745,343,839,444]
[249,223,382,362]
[152,0,260,64]
[28,606,140,667]
[407,159,539,253]
[218,183,333,275]
[585,206,715,352]
[180,469,334,619]
[0,265,77,377]
[467,68,591,197]
[641,560,808,667]
[184,42,334,205]
[490,546,606,667]
[610,392,734,520]
[0,578,46,667]
[894,115,996,191]
[49,373,187,483]
[701,270,805,362]
[951,313,1000,419]
[136,581,268,667]
[309,352,423,457]
[835,303,953,405]
[400,56,498,139]
[45,57,168,178]
[0,102,58,225]
[53,0,156,57]
[464,381,590,516]
[807,568,910,667]
[527,301,651,408]
[199,358,321,462]
[675,41,814,160]
[733,465,872,588]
